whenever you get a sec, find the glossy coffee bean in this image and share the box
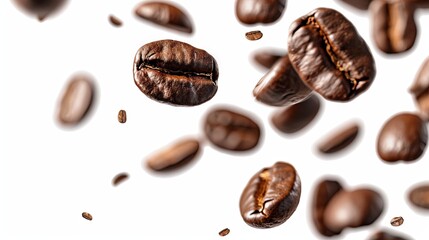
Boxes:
[235,0,286,25]
[317,122,360,154]
[239,161,301,228]
[251,48,286,69]
[13,0,66,21]
[409,57,429,120]
[134,1,193,33]
[253,55,312,107]
[203,107,261,151]
[370,0,417,54]
[368,230,410,240]
[288,8,376,101]
[133,40,218,106]
[408,184,429,209]
[377,112,427,162]
[336,0,373,10]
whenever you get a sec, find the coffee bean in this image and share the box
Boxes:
[112,172,129,186]
[288,8,376,101]
[370,0,417,54]
[252,48,286,69]
[390,216,404,226]
[203,107,261,151]
[239,161,301,228]
[271,94,321,134]
[13,0,66,21]
[368,230,410,240]
[134,1,193,33]
[117,110,127,123]
[403,0,429,8]
[323,188,384,233]
[218,228,230,236]
[409,57,429,120]
[253,55,312,107]
[133,39,219,106]
[311,179,343,236]
[317,122,360,154]
[245,30,263,41]
[408,183,429,209]
[109,15,122,27]
[377,112,427,162]
[336,0,373,10]
[145,138,200,172]
[235,0,286,24]
[82,212,92,221]
[57,73,95,126]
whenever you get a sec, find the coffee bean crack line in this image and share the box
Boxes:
[251,170,273,216]
[138,61,216,81]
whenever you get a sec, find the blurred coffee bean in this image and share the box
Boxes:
[218,228,230,236]
[13,0,66,21]
[82,212,92,221]
[408,183,429,209]
[317,122,360,154]
[112,173,129,186]
[409,57,429,120]
[368,230,410,240]
[251,48,286,69]
[235,0,287,25]
[109,15,122,27]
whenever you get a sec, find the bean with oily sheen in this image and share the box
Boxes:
[408,183,429,209]
[317,122,360,154]
[133,39,218,106]
[239,161,301,228]
[409,57,429,120]
[235,0,286,24]
[288,8,376,101]
[13,0,66,21]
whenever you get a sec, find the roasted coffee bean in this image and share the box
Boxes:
[288,8,376,101]
[377,112,427,162]
[336,0,373,10]
[390,216,404,226]
[271,94,320,134]
[57,73,95,126]
[370,0,417,54]
[408,184,429,209]
[253,55,312,107]
[82,212,93,221]
[133,40,218,106]
[405,0,429,8]
[368,230,410,240]
[109,15,122,27]
[112,172,129,186]
[317,122,360,154]
[13,0,66,21]
[323,188,384,233]
[311,179,343,236]
[145,138,200,172]
[239,161,301,228]
[409,57,429,120]
[118,109,127,123]
[203,107,261,151]
[245,30,263,40]
[235,0,286,25]
[252,48,286,69]
[218,228,230,236]
[134,1,193,33]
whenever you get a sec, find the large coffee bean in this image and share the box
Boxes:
[235,0,286,25]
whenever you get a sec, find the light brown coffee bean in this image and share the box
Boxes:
[112,173,129,186]
[390,216,404,226]
[82,212,93,221]
[218,228,230,236]
[118,110,127,123]
[408,183,429,209]
[245,30,263,40]
[109,15,122,27]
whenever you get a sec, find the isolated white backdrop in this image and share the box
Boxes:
[1,0,428,239]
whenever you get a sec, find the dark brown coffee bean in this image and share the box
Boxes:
[370,0,417,54]
[13,0,66,21]
[368,230,410,240]
[235,0,286,25]
[408,184,429,209]
[245,30,263,40]
[239,161,301,228]
[253,55,312,107]
[112,173,129,186]
[218,228,230,236]
[134,1,193,33]
[145,138,200,172]
[251,48,286,69]
[288,8,376,102]
[390,216,404,226]
[404,0,429,8]
[203,107,261,151]
[323,188,384,233]
[117,110,127,123]
[57,73,95,126]
[377,112,427,162]
[336,0,373,10]
[82,212,92,221]
[409,57,429,120]
[311,179,343,236]
[109,15,122,27]
[271,94,321,134]
[317,122,360,154]
[133,40,218,106]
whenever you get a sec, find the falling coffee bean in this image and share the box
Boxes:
[218,228,230,236]
[317,122,360,154]
[245,30,263,41]
[368,230,410,240]
[117,110,127,123]
[112,173,129,186]
[235,0,287,24]
[82,212,93,221]
[408,183,429,209]
[13,0,67,21]
[409,57,429,120]
[239,161,301,228]
[390,216,404,226]
[251,48,286,69]
[108,15,122,27]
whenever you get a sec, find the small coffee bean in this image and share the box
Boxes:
[82,212,93,221]
[245,30,263,41]
[409,57,429,120]
[218,228,230,236]
[368,230,410,240]
[408,184,429,209]
[235,0,287,24]
[251,48,286,69]
[239,161,301,228]
[390,216,404,226]
[317,122,360,154]
[118,110,127,123]
[112,173,129,186]
[13,0,66,21]
[109,15,122,27]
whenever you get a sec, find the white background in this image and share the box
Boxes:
[1,0,428,239]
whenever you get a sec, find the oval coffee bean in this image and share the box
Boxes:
[288,8,376,101]
[323,188,384,233]
[239,161,301,228]
[408,184,429,209]
[245,30,263,41]
[390,216,404,226]
[317,122,360,154]
[57,73,95,126]
[13,0,66,21]
[134,1,193,33]
[253,55,312,107]
[133,40,219,106]
[145,138,200,172]
[112,172,129,186]
[409,57,429,120]
[251,48,286,70]
[377,112,428,162]
[203,107,261,151]
[271,94,321,134]
[370,0,417,54]
[108,15,122,27]
[235,0,286,25]
[336,0,373,10]
[368,230,410,240]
